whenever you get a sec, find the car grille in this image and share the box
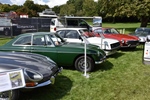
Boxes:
[110,42,120,49]
[126,40,139,45]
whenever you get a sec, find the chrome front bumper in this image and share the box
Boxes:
[95,56,106,64]
[25,67,63,89]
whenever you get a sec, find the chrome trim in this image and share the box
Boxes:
[24,80,51,89]
[50,76,55,84]
[105,50,117,56]
[95,56,106,64]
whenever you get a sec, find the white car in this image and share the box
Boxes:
[56,28,120,56]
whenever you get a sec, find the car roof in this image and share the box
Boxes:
[57,28,87,30]
[136,27,150,30]
[18,32,55,36]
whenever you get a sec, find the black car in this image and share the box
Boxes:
[0,52,62,100]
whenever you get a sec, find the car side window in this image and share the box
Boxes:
[65,30,79,39]
[57,30,66,38]
[104,29,111,34]
[94,29,103,34]
[14,36,31,45]
[33,35,46,45]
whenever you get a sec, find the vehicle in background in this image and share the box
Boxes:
[57,28,120,56]
[50,16,102,32]
[0,17,51,36]
[130,27,150,43]
[92,27,140,49]
[0,32,106,72]
[0,17,11,36]
[0,52,61,100]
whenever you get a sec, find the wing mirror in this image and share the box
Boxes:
[79,36,83,41]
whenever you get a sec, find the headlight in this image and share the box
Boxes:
[24,69,43,82]
[121,39,125,43]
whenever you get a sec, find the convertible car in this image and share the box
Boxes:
[0,32,106,72]
[0,52,62,100]
[57,28,120,56]
[92,27,140,48]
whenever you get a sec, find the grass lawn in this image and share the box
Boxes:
[1,23,150,100]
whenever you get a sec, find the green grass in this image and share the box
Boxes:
[103,22,150,34]
[18,47,150,100]
[103,23,141,34]
[1,23,150,100]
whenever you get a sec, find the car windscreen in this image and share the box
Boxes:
[103,28,119,34]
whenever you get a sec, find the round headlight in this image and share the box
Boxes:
[24,69,43,82]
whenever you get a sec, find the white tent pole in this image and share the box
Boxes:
[84,42,87,76]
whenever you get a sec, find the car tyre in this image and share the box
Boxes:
[0,89,20,100]
[75,56,94,72]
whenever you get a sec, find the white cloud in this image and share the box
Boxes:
[9,0,97,8]
[9,0,69,8]
[10,0,26,5]
[47,0,69,8]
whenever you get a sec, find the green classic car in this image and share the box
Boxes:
[0,32,106,72]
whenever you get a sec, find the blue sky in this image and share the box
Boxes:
[0,0,69,8]
[0,0,98,8]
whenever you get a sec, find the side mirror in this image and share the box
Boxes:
[79,36,83,41]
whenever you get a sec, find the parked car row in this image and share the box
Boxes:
[0,27,142,100]
[56,28,120,56]
[0,32,106,72]
[92,27,140,49]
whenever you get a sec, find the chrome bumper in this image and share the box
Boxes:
[95,56,106,64]
[24,80,51,89]
[25,67,63,89]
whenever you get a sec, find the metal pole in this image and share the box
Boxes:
[84,42,87,76]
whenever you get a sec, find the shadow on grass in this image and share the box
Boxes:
[94,60,113,72]
[19,75,72,100]
[93,51,125,72]
[120,45,144,52]
[107,51,125,58]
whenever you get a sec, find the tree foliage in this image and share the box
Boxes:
[83,0,97,16]
[97,0,150,26]
[0,0,149,26]
[60,4,75,16]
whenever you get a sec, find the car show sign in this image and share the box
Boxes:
[143,41,150,65]
[0,69,25,92]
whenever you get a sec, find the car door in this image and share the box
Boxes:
[30,34,58,64]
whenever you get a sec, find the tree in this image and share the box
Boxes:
[60,4,75,16]
[0,4,11,12]
[52,6,60,15]
[16,6,30,16]
[83,0,98,16]
[97,0,150,26]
